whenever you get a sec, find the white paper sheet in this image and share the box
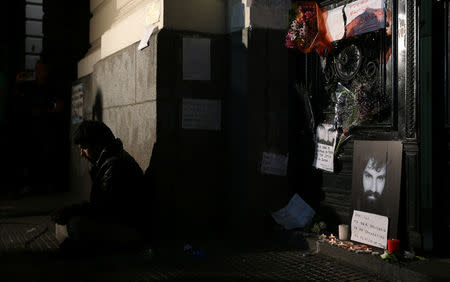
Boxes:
[351,210,389,249]
[261,152,288,176]
[182,38,211,81]
[325,7,346,42]
[138,25,156,50]
[271,194,315,230]
[182,98,221,130]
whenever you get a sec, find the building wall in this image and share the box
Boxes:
[78,0,164,78]
[75,33,157,168]
[73,0,298,240]
[226,0,296,241]
[155,30,228,238]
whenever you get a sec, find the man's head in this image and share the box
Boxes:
[362,156,386,203]
[73,120,115,164]
[317,124,336,146]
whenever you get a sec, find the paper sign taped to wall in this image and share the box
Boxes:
[271,194,315,230]
[183,38,211,81]
[312,124,337,172]
[325,7,346,42]
[138,25,156,50]
[351,210,388,249]
[261,152,288,176]
[182,98,221,130]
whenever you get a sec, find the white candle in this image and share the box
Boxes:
[338,224,349,241]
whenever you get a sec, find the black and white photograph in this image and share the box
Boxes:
[316,123,337,147]
[351,140,402,238]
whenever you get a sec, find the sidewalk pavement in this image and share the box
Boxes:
[1,192,449,281]
[0,191,86,218]
[315,238,450,282]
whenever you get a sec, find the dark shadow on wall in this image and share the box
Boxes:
[92,90,103,121]
[146,29,230,242]
[287,49,324,210]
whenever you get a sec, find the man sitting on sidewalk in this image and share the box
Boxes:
[52,120,149,254]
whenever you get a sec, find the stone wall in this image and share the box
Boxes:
[70,32,158,201]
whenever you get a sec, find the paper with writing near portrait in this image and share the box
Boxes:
[313,124,338,172]
[351,210,388,249]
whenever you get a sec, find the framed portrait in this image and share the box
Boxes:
[351,140,402,238]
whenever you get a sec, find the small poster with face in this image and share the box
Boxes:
[351,140,402,238]
[313,124,338,172]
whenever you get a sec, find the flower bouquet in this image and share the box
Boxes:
[285,1,332,56]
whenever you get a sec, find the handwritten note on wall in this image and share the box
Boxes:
[351,210,388,249]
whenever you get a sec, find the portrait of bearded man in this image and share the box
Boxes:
[352,141,402,238]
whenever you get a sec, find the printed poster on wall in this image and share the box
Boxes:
[351,140,402,239]
[312,124,338,172]
[324,0,386,42]
[182,38,210,81]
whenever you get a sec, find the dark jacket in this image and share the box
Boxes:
[82,138,146,227]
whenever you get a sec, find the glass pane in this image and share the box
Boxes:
[26,4,44,20]
[25,37,42,54]
[25,20,43,36]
